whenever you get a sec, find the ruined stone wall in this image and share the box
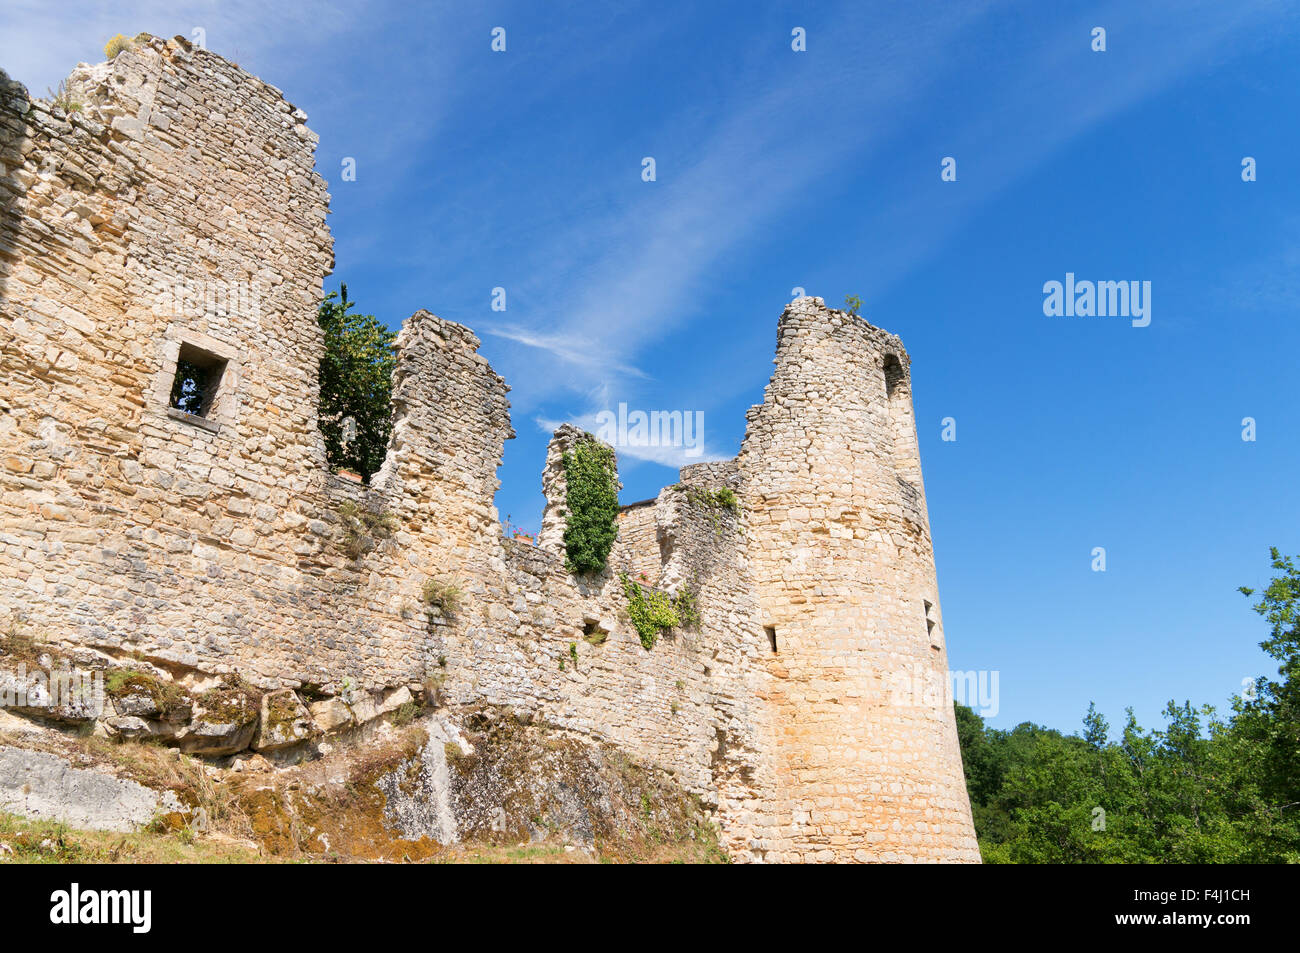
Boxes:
[0,42,976,862]
[0,40,762,817]
[0,38,457,692]
[613,500,660,584]
[422,431,772,829]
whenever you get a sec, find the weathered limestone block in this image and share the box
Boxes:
[346,685,412,726]
[0,662,100,724]
[253,688,318,752]
[309,696,354,733]
[0,745,184,832]
[178,683,260,755]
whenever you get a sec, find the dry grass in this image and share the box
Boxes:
[0,811,268,864]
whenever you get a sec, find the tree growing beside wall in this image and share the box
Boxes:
[317,285,395,481]
[562,436,619,574]
[958,548,1300,863]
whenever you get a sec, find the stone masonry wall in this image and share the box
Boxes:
[0,41,977,862]
[734,297,979,861]
[613,500,659,584]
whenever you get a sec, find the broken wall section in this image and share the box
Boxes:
[0,39,492,697]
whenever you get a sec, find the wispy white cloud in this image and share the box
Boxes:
[533,411,729,470]
[489,0,1291,436]
[484,325,649,379]
[485,1,1002,416]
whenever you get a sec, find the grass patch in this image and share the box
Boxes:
[0,811,268,864]
[336,501,399,559]
[421,577,462,619]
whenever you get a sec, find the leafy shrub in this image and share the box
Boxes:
[562,437,619,574]
[620,572,682,650]
[104,34,135,59]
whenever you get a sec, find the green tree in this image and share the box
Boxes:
[1231,548,1300,860]
[317,285,395,481]
[956,548,1300,863]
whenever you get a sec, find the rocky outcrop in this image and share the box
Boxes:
[0,746,183,832]
[253,689,318,752]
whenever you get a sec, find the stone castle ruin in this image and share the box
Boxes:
[0,36,978,862]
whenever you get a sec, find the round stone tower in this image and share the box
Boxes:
[736,296,979,862]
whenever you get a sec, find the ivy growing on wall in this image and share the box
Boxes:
[562,436,619,574]
[686,485,741,536]
[619,572,701,650]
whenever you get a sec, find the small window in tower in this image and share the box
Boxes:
[168,343,228,418]
[883,353,904,399]
[923,599,939,648]
[765,626,778,653]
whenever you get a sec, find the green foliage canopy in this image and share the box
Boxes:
[958,548,1300,863]
[317,285,395,481]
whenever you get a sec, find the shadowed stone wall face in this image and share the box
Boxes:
[0,40,977,862]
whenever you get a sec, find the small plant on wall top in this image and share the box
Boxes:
[104,34,135,59]
[562,436,619,574]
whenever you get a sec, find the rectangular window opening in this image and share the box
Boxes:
[169,342,228,418]
[764,626,778,654]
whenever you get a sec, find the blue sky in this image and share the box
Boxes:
[4,0,1299,736]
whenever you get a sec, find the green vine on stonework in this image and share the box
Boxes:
[619,572,701,650]
[686,485,741,536]
[562,436,619,575]
[674,586,702,628]
[686,486,739,513]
